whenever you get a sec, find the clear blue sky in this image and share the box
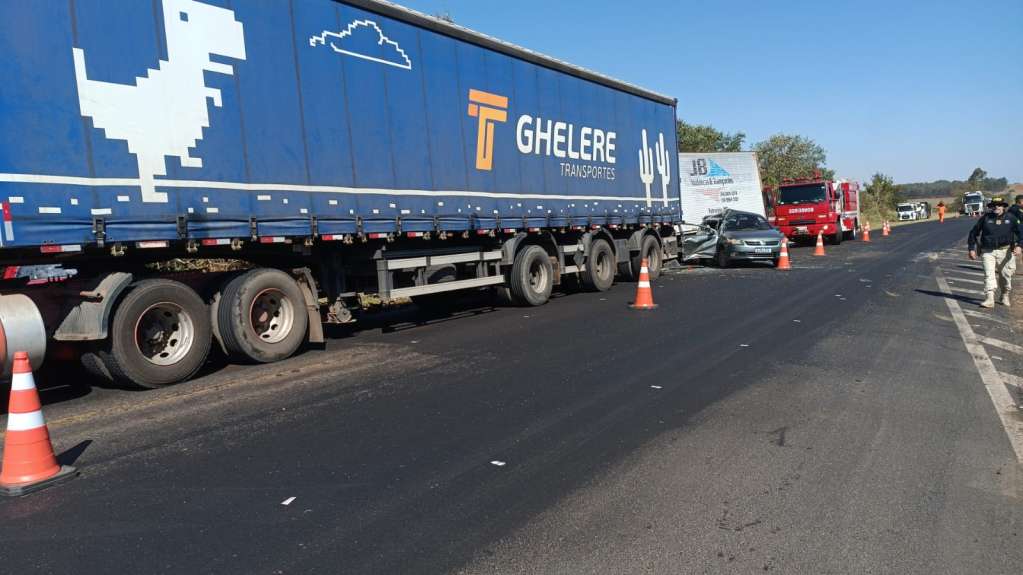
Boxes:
[398,0,1022,186]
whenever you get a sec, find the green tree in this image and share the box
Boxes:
[752,133,835,185]
[966,168,987,189]
[861,172,903,224]
[676,120,745,153]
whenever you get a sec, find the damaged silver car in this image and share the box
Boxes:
[680,209,785,268]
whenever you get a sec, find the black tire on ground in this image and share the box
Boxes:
[632,235,662,281]
[618,261,637,281]
[217,268,308,364]
[716,247,730,268]
[493,284,522,306]
[772,256,781,268]
[580,239,615,292]
[90,279,212,389]
[831,222,843,245]
[509,245,553,306]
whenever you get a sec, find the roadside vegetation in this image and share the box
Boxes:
[676,120,1018,223]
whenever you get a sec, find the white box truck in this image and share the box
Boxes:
[677,152,767,227]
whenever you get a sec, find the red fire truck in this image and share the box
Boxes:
[772,171,860,244]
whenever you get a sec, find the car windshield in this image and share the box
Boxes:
[723,214,773,231]
[897,205,915,212]
[964,193,983,203]
[777,183,826,206]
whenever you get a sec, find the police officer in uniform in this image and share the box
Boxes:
[1009,194,1023,221]
[968,197,1023,307]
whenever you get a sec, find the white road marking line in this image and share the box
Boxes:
[944,269,984,277]
[961,309,1008,324]
[935,269,1023,463]
[491,461,506,466]
[950,286,984,295]
[945,276,985,285]
[999,372,1023,390]
[282,497,296,506]
[650,385,662,389]
[980,336,1023,356]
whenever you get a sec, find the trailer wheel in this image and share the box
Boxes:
[94,279,212,389]
[509,245,553,306]
[632,235,662,281]
[217,269,308,364]
[580,239,615,292]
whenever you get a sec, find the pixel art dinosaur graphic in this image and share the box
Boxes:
[72,0,246,203]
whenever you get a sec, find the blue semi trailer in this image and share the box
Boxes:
[0,0,680,388]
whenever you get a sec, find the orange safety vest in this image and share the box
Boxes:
[937,206,946,215]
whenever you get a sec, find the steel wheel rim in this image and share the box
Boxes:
[528,258,549,293]
[595,249,612,281]
[134,302,194,366]
[249,288,296,344]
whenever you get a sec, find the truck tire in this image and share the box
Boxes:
[632,235,662,281]
[93,279,212,389]
[580,239,615,292]
[831,222,843,245]
[217,269,308,364]
[509,245,553,306]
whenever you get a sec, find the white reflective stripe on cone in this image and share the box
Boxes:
[640,267,649,273]
[638,281,651,288]
[6,410,46,431]
[10,371,37,391]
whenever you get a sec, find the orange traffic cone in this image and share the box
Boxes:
[862,222,871,242]
[1,352,77,496]
[777,238,791,270]
[813,230,826,256]
[882,220,889,236]
[629,258,659,310]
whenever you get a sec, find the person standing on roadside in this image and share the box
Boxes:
[968,197,1023,307]
[937,201,947,223]
[1008,194,1023,221]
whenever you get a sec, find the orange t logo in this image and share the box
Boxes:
[467,89,508,171]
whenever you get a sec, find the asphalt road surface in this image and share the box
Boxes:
[2,217,1021,574]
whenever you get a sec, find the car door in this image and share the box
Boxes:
[682,218,720,259]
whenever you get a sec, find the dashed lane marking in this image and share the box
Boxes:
[944,276,985,285]
[962,309,1009,324]
[999,372,1023,390]
[935,268,1023,463]
[942,268,984,277]
[979,336,1023,356]
[949,286,984,296]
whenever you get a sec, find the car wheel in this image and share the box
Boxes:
[717,247,729,268]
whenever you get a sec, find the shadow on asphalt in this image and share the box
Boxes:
[915,288,980,305]
[56,439,93,466]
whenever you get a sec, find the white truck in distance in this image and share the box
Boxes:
[897,202,919,221]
